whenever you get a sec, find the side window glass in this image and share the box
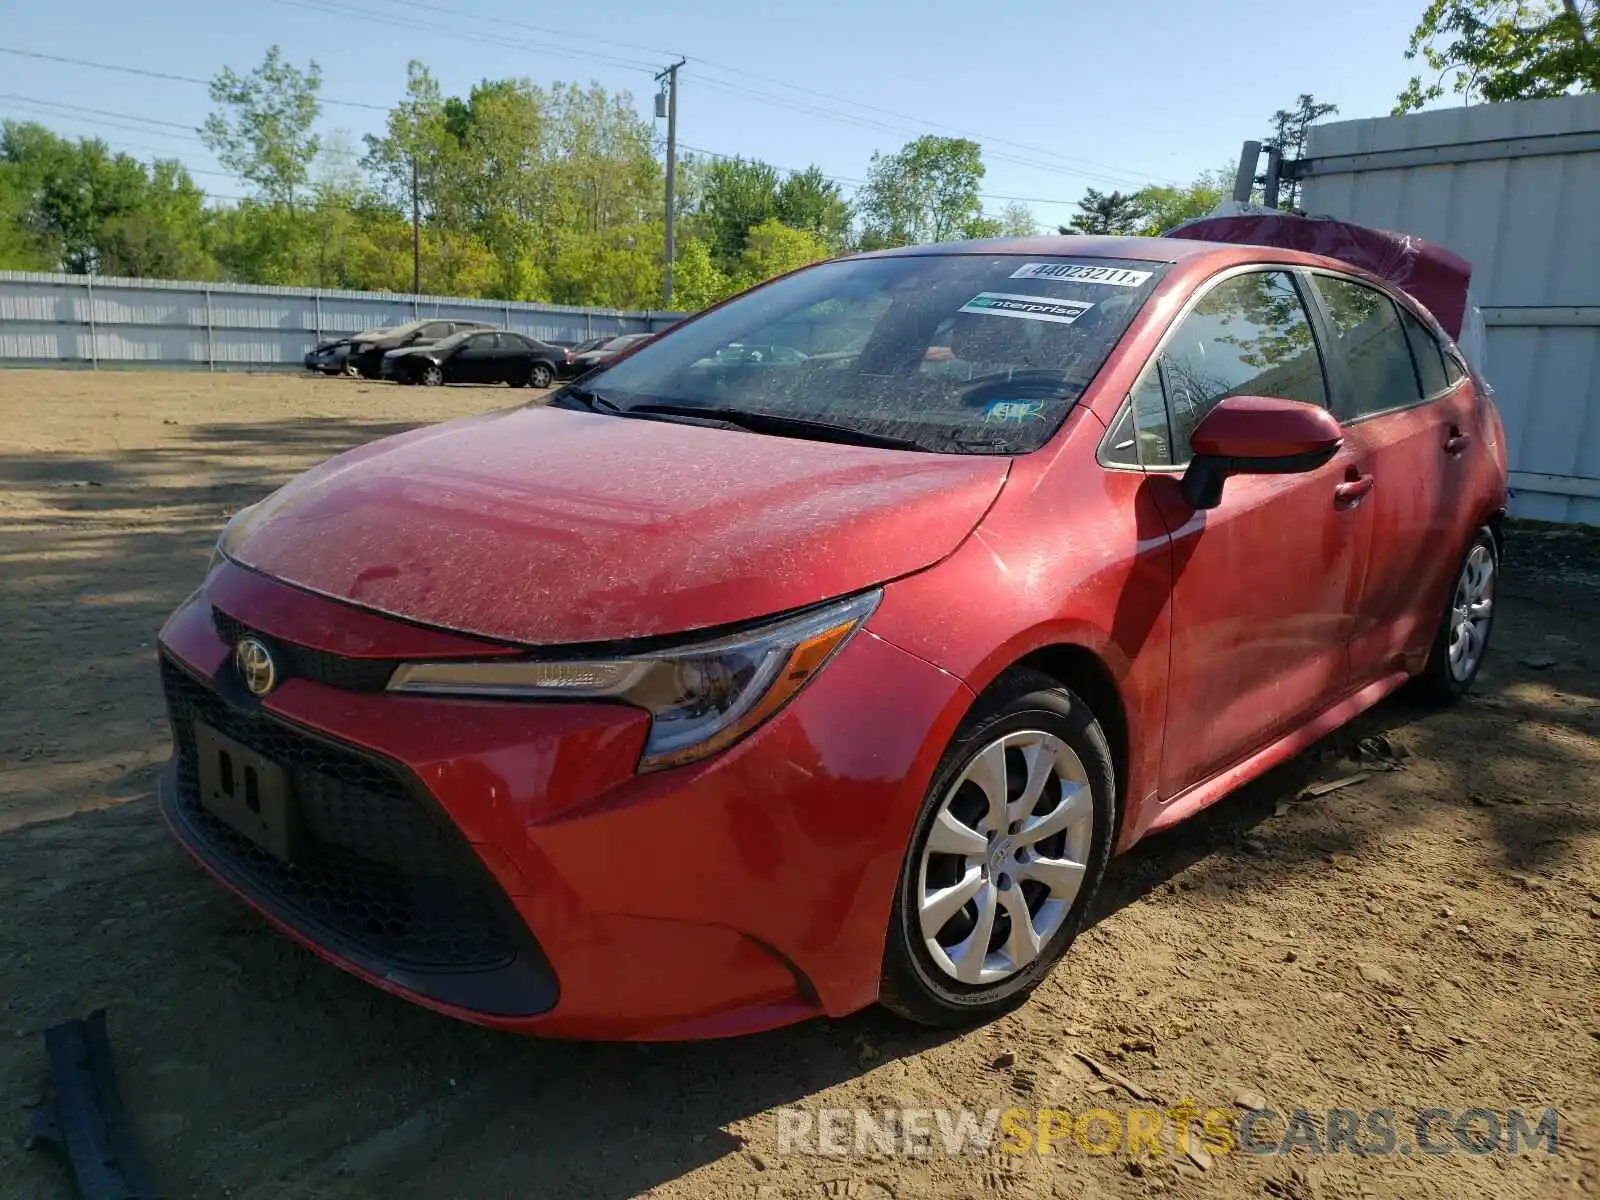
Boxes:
[1442,348,1466,385]
[1101,402,1139,467]
[1313,276,1423,417]
[1158,270,1327,458]
[1397,306,1449,396]
[1130,369,1172,466]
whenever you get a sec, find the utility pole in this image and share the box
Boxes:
[656,58,685,309]
[411,154,421,294]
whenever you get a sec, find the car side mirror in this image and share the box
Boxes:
[1180,394,1343,510]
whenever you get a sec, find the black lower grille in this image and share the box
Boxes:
[161,657,515,972]
[211,607,397,692]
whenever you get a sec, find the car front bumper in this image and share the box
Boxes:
[156,562,972,1039]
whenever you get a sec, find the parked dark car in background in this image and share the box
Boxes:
[382,329,566,387]
[346,318,497,378]
[304,329,388,375]
[561,332,655,378]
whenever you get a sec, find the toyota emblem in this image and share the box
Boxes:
[234,636,278,697]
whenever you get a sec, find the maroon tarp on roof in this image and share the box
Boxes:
[1167,213,1474,340]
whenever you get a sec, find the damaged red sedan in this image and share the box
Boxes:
[157,234,1507,1040]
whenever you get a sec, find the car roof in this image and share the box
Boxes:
[848,234,1228,265]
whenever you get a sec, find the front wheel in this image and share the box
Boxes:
[880,670,1116,1027]
[420,364,444,387]
[1411,525,1498,704]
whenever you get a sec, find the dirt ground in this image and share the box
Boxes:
[1,368,1597,1200]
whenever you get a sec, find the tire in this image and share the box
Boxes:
[420,364,444,387]
[529,361,554,389]
[880,669,1116,1027]
[1410,525,1498,705]
[342,362,360,378]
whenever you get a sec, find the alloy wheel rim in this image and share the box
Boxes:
[916,730,1093,985]
[424,366,442,386]
[1448,543,1495,682]
[532,365,551,387]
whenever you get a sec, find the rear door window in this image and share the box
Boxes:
[1311,275,1424,418]
[1397,306,1450,396]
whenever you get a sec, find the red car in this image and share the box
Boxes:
[157,235,1507,1040]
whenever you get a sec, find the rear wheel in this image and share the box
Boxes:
[880,670,1115,1027]
[1412,526,1497,705]
[529,361,554,389]
[420,364,444,387]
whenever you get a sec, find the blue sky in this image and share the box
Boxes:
[1,0,1439,225]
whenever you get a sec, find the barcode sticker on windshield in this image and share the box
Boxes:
[959,292,1095,325]
[1009,262,1152,287]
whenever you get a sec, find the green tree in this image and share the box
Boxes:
[774,166,852,251]
[857,135,987,248]
[700,156,780,269]
[1265,94,1339,207]
[671,235,731,310]
[730,217,831,290]
[1395,0,1599,112]
[362,62,456,224]
[0,161,49,269]
[201,46,323,212]
[97,159,214,278]
[1131,167,1233,235]
[0,122,192,274]
[1063,188,1146,235]
[998,202,1039,237]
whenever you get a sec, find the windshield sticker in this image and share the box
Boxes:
[959,292,1095,325]
[1009,262,1153,288]
[984,399,1048,422]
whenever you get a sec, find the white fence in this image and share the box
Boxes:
[0,271,684,371]
[1297,93,1600,526]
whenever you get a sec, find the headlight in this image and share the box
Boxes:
[388,590,881,771]
[208,501,261,575]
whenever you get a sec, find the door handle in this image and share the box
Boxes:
[1444,427,1472,455]
[1334,474,1374,505]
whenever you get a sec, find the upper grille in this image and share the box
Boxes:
[162,657,517,971]
[211,607,397,692]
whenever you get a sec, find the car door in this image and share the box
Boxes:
[1303,272,1479,684]
[1113,267,1374,797]
[451,333,496,383]
[494,333,533,383]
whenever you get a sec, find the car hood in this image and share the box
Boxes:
[384,345,438,358]
[225,406,1009,646]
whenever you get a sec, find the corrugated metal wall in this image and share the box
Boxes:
[0,271,684,371]
[1299,96,1600,524]
[1300,93,1600,525]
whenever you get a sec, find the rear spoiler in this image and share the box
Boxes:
[1165,209,1474,342]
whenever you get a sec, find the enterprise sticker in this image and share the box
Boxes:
[1010,262,1153,287]
[959,292,1095,325]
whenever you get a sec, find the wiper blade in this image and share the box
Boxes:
[626,404,929,451]
[550,385,624,414]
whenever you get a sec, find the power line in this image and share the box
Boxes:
[0,46,390,111]
[0,92,195,131]
[366,0,1163,184]
[686,76,1155,190]
[265,0,659,75]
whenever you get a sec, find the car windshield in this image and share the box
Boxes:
[431,330,475,350]
[579,252,1167,453]
[598,335,645,351]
